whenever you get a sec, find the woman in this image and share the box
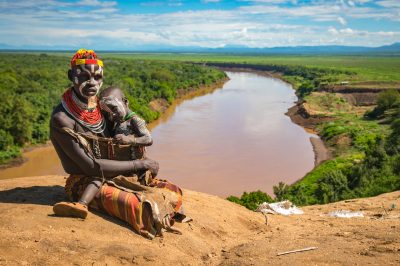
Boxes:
[51,49,182,238]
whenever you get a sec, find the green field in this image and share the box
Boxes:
[37,52,400,85]
[99,53,400,85]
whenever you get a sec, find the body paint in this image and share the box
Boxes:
[100,95,127,123]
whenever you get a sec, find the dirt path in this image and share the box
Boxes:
[0,176,399,265]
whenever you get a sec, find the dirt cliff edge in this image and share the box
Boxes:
[0,176,399,265]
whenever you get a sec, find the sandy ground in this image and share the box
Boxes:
[0,176,399,265]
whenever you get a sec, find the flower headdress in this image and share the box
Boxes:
[70,48,103,68]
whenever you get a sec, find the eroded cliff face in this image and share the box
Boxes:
[0,176,399,265]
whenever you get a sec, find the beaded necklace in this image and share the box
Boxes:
[123,111,136,122]
[61,88,106,134]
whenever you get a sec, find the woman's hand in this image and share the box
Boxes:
[133,158,159,177]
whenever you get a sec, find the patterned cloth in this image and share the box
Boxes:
[65,175,184,238]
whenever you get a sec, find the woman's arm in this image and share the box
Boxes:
[51,113,158,178]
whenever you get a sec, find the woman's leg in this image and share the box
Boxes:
[53,178,102,219]
[78,180,102,206]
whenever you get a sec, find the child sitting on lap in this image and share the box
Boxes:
[99,86,153,160]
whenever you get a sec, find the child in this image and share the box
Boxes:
[99,86,153,159]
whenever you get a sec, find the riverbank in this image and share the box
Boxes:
[147,77,229,130]
[0,175,398,265]
[216,66,331,167]
[285,103,333,165]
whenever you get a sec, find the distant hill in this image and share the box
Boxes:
[1,42,400,55]
[169,42,400,55]
[112,42,400,55]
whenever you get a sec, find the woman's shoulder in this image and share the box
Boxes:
[50,104,75,129]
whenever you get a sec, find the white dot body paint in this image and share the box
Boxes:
[74,77,79,84]
[76,68,81,74]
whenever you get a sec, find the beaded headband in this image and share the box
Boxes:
[70,48,104,68]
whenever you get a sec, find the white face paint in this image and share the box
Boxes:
[100,95,127,122]
[73,64,103,100]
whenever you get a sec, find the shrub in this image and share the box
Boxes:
[227,190,274,211]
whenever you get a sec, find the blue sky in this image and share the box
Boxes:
[0,0,399,50]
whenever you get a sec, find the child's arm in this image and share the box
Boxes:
[130,115,153,146]
[115,116,153,146]
[114,133,136,145]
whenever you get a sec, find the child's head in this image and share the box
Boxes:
[99,86,129,122]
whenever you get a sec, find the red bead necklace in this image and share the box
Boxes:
[62,89,103,124]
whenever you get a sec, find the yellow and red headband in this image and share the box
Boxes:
[70,48,104,68]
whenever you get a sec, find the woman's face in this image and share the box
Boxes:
[71,64,103,100]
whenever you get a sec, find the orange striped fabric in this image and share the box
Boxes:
[149,178,183,213]
[64,175,184,237]
[98,184,143,232]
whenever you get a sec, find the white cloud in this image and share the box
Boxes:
[91,8,118,13]
[377,0,400,8]
[169,0,183,7]
[347,1,355,7]
[242,0,291,3]
[340,28,354,34]
[328,27,339,35]
[0,0,399,49]
[337,16,347,25]
[77,0,117,7]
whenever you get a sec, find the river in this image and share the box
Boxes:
[0,71,316,197]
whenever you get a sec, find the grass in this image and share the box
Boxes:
[303,92,353,116]
[102,54,400,85]
[30,52,400,86]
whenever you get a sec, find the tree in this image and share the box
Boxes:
[298,80,314,98]
[316,170,350,203]
[273,182,289,201]
[227,190,274,211]
[377,89,400,111]
[10,96,34,145]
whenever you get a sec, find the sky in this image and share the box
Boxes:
[0,0,399,50]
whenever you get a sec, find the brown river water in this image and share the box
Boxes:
[0,71,315,197]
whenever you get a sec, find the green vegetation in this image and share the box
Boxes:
[227,88,399,208]
[274,87,400,206]
[0,53,226,164]
[227,191,274,211]
[93,53,400,90]
[366,89,400,120]
[177,53,400,209]
[1,52,399,209]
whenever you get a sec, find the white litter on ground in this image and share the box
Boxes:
[257,200,304,216]
[327,210,364,218]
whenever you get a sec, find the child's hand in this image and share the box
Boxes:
[114,134,134,144]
